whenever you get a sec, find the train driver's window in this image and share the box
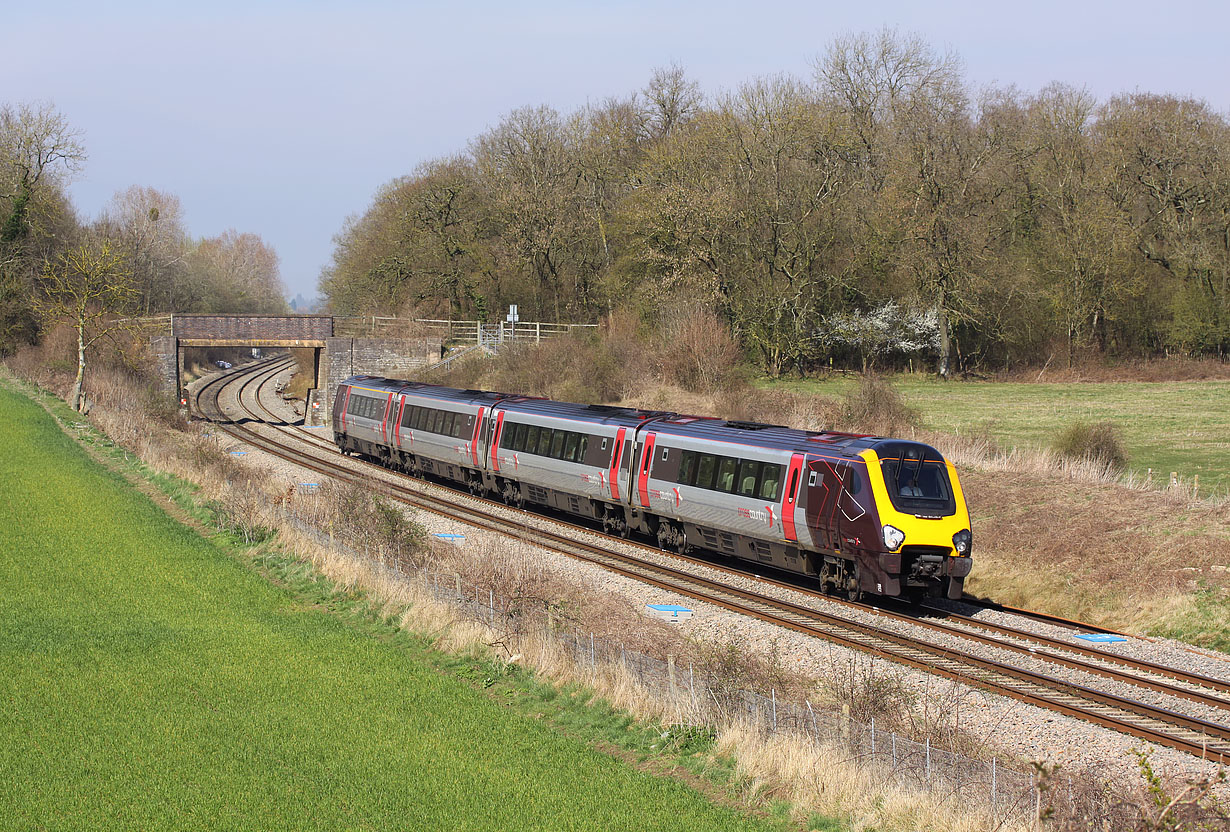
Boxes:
[760,465,782,500]
[694,454,715,489]
[677,451,697,486]
[716,457,738,492]
[738,460,761,496]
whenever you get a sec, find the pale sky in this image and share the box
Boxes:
[7,0,1228,301]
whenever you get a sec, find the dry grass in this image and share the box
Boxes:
[712,722,1027,832]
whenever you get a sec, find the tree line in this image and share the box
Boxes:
[320,29,1230,375]
[0,101,286,359]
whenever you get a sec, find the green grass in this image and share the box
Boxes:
[760,375,1230,494]
[0,384,793,831]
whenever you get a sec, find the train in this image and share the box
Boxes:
[331,376,973,601]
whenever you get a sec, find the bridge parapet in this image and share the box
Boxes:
[172,314,333,342]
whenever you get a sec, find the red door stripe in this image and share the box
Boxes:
[470,406,486,467]
[637,432,657,508]
[490,411,506,472]
[781,452,805,542]
[393,396,406,448]
[608,427,626,501]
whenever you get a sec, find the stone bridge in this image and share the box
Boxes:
[150,314,441,423]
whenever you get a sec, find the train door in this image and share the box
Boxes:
[468,406,486,468]
[636,431,657,508]
[488,409,507,472]
[379,392,395,445]
[333,384,351,432]
[392,395,407,450]
[607,427,627,502]
[780,453,805,542]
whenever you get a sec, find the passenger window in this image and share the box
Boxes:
[717,457,738,493]
[760,465,781,501]
[738,460,761,496]
[417,407,430,431]
[577,435,589,462]
[696,455,717,490]
[551,430,565,459]
[677,451,697,486]
[564,432,579,462]
[524,426,539,454]
[537,428,553,456]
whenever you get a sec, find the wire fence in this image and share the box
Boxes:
[278,510,1136,828]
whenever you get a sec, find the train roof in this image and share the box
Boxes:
[649,416,886,458]
[342,376,503,404]
[341,376,939,459]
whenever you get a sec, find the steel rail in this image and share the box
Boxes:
[189,360,1230,763]
[237,361,1230,717]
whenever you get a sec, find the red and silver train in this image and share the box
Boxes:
[332,376,973,601]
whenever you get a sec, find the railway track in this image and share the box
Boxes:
[192,358,1230,763]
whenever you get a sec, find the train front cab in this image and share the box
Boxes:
[860,441,972,600]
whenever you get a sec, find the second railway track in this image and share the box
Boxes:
[192,358,1230,764]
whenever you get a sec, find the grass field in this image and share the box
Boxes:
[759,376,1230,494]
[0,385,781,831]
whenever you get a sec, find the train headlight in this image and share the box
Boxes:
[882,524,905,551]
[953,529,972,555]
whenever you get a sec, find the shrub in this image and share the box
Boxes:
[656,306,744,394]
[1052,420,1128,473]
[840,375,919,436]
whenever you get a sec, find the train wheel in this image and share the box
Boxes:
[656,520,686,554]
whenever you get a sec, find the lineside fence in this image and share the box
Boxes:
[332,316,597,343]
[268,509,1128,828]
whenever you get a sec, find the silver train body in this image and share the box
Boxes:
[331,376,973,600]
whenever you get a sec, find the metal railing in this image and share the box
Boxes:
[332,316,597,343]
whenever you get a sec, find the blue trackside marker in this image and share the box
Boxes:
[646,604,693,622]
[433,533,465,544]
[229,451,248,455]
[1074,633,1127,643]
[298,483,320,488]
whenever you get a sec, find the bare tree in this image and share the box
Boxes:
[100,186,189,314]
[188,230,286,313]
[37,240,136,411]
[642,63,703,140]
[0,102,86,241]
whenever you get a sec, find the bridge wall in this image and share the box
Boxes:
[151,328,441,423]
[321,337,443,424]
